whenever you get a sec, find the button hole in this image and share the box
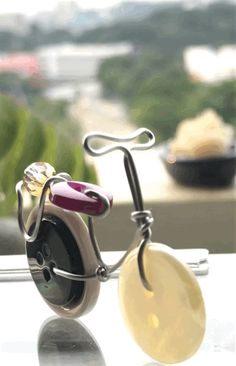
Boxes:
[43,268,51,282]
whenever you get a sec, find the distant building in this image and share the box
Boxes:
[37,43,133,82]
[183,45,236,83]
[0,13,29,35]
[0,53,40,77]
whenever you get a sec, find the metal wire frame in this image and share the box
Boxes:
[16,175,67,243]
[16,128,155,290]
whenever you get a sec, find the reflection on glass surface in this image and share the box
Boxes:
[201,319,235,354]
[38,317,106,366]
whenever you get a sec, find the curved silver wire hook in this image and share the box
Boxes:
[16,175,67,243]
[84,188,111,219]
[83,128,156,290]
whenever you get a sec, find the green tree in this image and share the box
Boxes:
[0,95,19,158]
[197,80,236,127]
[99,47,236,141]
[79,2,236,52]
[0,95,97,216]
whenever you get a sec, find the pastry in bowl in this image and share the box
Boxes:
[159,109,236,187]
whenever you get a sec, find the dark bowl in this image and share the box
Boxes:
[158,142,236,187]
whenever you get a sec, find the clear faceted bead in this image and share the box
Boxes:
[23,162,56,196]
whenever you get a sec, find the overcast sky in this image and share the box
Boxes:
[0,0,210,16]
[0,0,231,16]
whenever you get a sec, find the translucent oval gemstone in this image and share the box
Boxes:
[23,162,56,196]
[119,243,206,364]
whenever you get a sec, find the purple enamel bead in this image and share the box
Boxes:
[49,181,113,216]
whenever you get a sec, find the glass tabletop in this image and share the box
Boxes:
[0,253,235,365]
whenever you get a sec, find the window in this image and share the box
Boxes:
[0,0,235,254]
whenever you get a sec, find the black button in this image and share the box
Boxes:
[26,214,85,308]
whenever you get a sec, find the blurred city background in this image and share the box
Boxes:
[0,0,235,253]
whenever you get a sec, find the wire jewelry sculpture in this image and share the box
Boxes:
[16,128,206,364]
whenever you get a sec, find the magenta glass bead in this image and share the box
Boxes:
[49,181,113,216]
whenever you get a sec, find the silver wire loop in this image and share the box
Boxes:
[83,128,155,157]
[132,210,154,291]
[131,210,154,237]
[84,189,111,218]
[16,175,67,243]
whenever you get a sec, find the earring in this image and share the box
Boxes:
[16,128,205,364]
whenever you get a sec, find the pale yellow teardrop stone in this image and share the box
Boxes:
[23,162,56,197]
[119,243,206,364]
